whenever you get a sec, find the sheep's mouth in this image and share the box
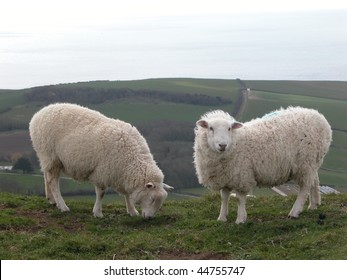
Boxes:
[217,144,227,152]
[142,212,154,219]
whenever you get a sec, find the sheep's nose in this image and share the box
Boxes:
[219,144,227,151]
[142,212,154,220]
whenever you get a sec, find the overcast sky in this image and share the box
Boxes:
[1,0,347,89]
[2,0,347,33]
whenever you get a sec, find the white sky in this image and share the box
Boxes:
[2,0,347,32]
[1,0,347,88]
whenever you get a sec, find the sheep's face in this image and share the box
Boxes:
[197,118,242,153]
[134,182,173,219]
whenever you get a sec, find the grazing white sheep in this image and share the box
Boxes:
[29,103,173,219]
[193,107,332,223]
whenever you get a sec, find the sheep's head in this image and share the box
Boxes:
[132,182,174,219]
[197,110,242,153]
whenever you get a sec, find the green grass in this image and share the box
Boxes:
[90,101,231,123]
[0,192,346,260]
[0,90,26,112]
[245,80,347,100]
[0,172,95,196]
[0,104,39,124]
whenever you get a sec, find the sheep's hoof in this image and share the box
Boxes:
[235,219,246,224]
[308,204,319,210]
[128,210,139,217]
[287,215,299,219]
[93,212,104,218]
[59,208,70,212]
[46,198,56,205]
[217,216,227,222]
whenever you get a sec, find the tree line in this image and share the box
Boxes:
[0,117,28,131]
[25,86,232,106]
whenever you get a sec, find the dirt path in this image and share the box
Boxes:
[232,79,249,120]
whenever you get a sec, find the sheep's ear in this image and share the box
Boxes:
[163,183,174,191]
[232,122,243,129]
[145,182,155,189]
[197,119,208,128]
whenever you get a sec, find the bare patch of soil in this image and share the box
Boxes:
[158,249,228,260]
[0,130,33,155]
[0,204,85,233]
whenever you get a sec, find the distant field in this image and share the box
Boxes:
[0,172,94,196]
[245,80,347,100]
[0,90,25,112]
[0,130,32,155]
[90,101,231,123]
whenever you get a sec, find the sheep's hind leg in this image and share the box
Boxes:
[218,188,230,222]
[308,172,321,210]
[93,186,105,218]
[288,174,312,218]
[125,195,139,216]
[46,168,70,212]
[44,171,56,205]
[235,191,247,224]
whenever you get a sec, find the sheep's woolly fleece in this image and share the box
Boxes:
[30,103,163,192]
[194,106,332,193]
[29,103,171,218]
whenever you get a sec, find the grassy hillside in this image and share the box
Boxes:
[0,192,346,260]
[0,78,240,125]
[0,78,346,189]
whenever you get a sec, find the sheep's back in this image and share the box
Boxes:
[241,107,332,183]
[29,103,149,183]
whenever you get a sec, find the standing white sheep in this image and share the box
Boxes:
[29,103,173,219]
[193,107,332,223]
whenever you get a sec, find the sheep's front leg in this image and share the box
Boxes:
[235,191,247,224]
[218,188,231,222]
[289,187,310,218]
[46,168,69,212]
[93,186,105,218]
[125,195,139,216]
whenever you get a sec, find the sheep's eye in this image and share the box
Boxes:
[209,127,214,131]
[228,127,231,131]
